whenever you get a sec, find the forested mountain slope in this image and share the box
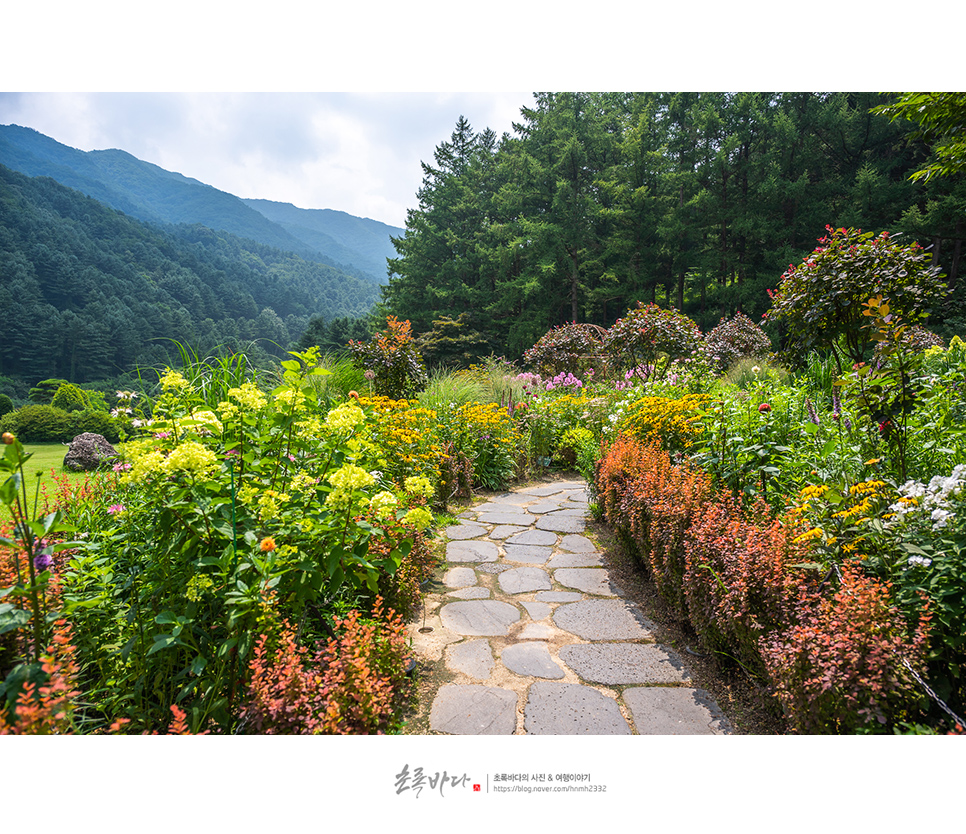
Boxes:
[0,124,402,282]
[243,198,402,282]
[0,164,380,386]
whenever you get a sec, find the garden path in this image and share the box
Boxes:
[407,477,733,734]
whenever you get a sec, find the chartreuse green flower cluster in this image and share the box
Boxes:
[326,464,376,510]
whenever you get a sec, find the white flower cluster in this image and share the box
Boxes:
[888,464,966,532]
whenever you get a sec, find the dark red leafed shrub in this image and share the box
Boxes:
[603,302,704,378]
[683,494,818,675]
[705,311,772,370]
[759,562,932,733]
[241,597,412,735]
[523,322,603,377]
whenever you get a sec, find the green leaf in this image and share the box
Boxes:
[0,603,31,636]
[146,634,183,655]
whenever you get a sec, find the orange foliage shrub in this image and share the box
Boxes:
[596,432,936,732]
[596,435,711,618]
[760,562,932,733]
[0,620,79,735]
[683,493,817,675]
[241,597,412,734]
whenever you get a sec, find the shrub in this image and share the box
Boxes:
[682,494,818,676]
[58,353,417,733]
[240,597,412,734]
[0,621,80,735]
[68,410,121,443]
[0,394,13,419]
[523,322,604,377]
[554,426,597,479]
[764,226,944,369]
[706,311,772,371]
[28,379,69,404]
[759,562,932,733]
[604,302,704,379]
[0,405,121,444]
[0,404,72,442]
[596,436,712,618]
[50,383,91,413]
[348,316,428,399]
[416,313,491,369]
[368,522,438,620]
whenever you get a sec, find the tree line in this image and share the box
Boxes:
[379,92,966,361]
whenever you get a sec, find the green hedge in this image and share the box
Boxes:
[0,405,121,443]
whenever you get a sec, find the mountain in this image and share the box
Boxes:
[0,124,404,282]
[0,163,381,387]
[243,198,401,282]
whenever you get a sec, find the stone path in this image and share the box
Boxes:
[408,478,733,735]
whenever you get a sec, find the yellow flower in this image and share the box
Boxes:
[799,484,829,501]
[120,441,166,484]
[403,507,433,530]
[185,574,215,601]
[325,402,366,434]
[227,381,268,411]
[159,369,190,392]
[162,441,219,478]
[182,410,223,436]
[793,527,824,543]
[257,490,290,522]
[404,475,434,499]
[274,388,307,413]
[370,491,399,520]
[326,464,375,509]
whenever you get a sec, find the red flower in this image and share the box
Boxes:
[758,403,772,413]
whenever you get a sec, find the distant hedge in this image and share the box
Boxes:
[0,405,121,443]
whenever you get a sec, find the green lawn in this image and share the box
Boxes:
[19,443,87,484]
[3,444,101,522]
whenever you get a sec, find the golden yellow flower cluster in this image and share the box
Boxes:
[620,393,707,449]
[361,397,445,483]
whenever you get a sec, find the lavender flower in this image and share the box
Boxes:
[805,399,820,425]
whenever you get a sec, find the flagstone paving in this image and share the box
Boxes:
[407,477,734,735]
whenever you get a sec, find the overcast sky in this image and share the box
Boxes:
[0,92,537,229]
